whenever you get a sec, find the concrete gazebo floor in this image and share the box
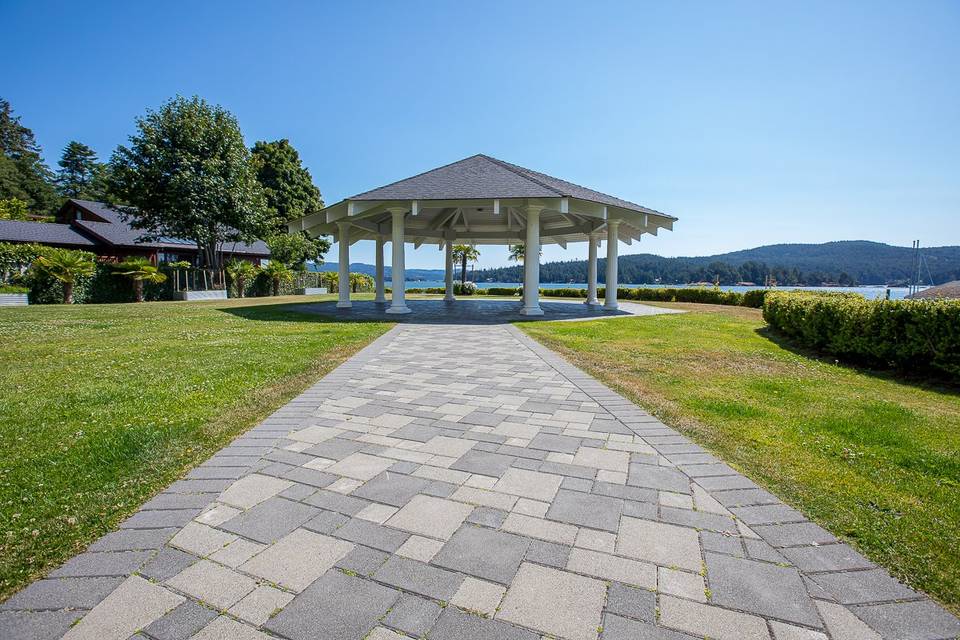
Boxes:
[4,318,959,640]
[292,297,684,325]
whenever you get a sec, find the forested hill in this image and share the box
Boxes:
[473,241,960,286]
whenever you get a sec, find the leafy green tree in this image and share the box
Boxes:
[56,141,108,200]
[109,96,270,271]
[0,197,30,220]
[451,244,480,284]
[0,98,58,214]
[112,257,167,302]
[262,260,293,296]
[267,231,330,271]
[34,249,95,303]
[250,139,323,225]
[226,258,258,297]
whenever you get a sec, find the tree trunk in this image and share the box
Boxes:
[134,279,144,302]
[272,277,280,297]
[63,282,74,304]
[237,277,245,298]
[461,256,468,284]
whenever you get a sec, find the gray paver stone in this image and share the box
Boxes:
[143,600,218,640]
[381,593,442,636]
[432,524,530,584]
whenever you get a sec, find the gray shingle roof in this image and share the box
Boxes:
[350,154,674,219]
[0,220,97,246]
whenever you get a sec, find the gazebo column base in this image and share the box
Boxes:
[336,302,353,309]
[386,305,412,314]
[519,306,544,316]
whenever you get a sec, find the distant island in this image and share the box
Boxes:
[312,240,960,286]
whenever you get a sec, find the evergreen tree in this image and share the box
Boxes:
[0,98,57,213]
[250,139,323,227]
[56,141,106,200]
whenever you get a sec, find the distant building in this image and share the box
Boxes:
[907,281,960,300]
[0,199,269,265]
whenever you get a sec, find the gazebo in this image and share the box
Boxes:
[290,154,676,315]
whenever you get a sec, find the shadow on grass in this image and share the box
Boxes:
[217,301,392,324]
[756,325,960,396]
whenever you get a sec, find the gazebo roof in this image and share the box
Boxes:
[293,154,676,246]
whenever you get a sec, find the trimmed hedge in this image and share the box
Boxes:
[763,291,960,378]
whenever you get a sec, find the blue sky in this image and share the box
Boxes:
[2,0,958,268]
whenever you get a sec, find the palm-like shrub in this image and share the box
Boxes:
[452,244,480,284]
[323,271,339,293]
[113,257,167,302]
[34,249,96,304]
[263,261,293,296]
[349,272,374,293]
[226,259,258,298]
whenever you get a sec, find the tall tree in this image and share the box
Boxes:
[109,96,269,271]
[250,138,330,268]
[0,98,57,213]
[250,139,323,225]
[56,141,106,200]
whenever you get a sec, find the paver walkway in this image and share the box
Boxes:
[3,321,959,640]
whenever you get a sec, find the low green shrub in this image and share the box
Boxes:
[763,291,960,378]
[540,288,588,298]
[455,281,477,295]
[486,287,521,296]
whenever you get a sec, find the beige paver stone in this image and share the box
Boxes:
[465,474,498,489]
[326,452,396,481]
[451,486,518,510]
[514,498,550,518]
[63,575,183,640]
[769,621,829,640]
[357,502,400,524]
[659,595,771,640]
[452,577,507,616]
[693,483,731,515]
[241,528,353,592]
[413,465,471,484]
[658,566,706,601]
[814,600,881,640]
[169,522,237,557]
[546,452,575,464]
[288,424,342,444]
[616,516,702,571]
[566,548,656,588]
[190,616,274,639]
[418,435,476,458]
[596,469,628,484]
[493,468,563,502]
[574,529,616,553]
[209,538,266,568]
[571,446,630,472]
[167,560,257,609]
[328,477,364,494]
[502,512,578,545]
[366,628,406,640]
[303,457,334,470]
[386,494,474,540]
[396,535,445,562]
[228,585,294,626]
[195,503,242,527]
[219,474,293,509]
[493,422,541,439]
[283,441,313,452]
[497,563,606,640]
[659,491,694,510]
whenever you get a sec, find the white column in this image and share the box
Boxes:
[585,232,600,305]
[520,206,543,316]
[444,239,455,302]
[604,219,621,310]
[336,221,351,309]
[374,235,386,303]
[387,209,411,314]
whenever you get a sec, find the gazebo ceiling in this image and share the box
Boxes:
[291,154,676,247]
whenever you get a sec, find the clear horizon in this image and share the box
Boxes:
[2,1,957,269]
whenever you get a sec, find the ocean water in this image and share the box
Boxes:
[400,281,917,300]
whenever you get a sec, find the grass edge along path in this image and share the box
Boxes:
[519,303,960,615]
[0,295,391,601]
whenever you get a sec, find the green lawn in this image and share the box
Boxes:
[0,295,390,601]
[521,303,960,614]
